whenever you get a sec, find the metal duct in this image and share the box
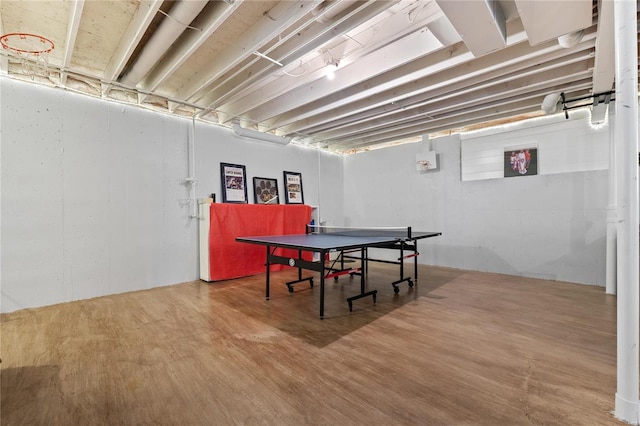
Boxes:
[232,123,292,145]
[558,30,584,48]
[121,0,208,85]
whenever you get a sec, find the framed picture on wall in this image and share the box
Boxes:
[253,177,279,204]
[220,162,248,203]
[283,171,304,204]
[504,147,538,177]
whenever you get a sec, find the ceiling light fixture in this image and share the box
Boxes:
[326,60,339,80]
[541,93,562,114]
[232,123,292,145]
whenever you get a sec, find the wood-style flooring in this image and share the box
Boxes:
[0,263,623,425]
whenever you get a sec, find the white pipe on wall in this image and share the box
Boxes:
[613,0,639,423]
[187,117,198,219]
[605,117,616,295]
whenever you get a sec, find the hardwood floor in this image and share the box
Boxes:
[1,264,623,425]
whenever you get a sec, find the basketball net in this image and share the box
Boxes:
[0,33,54,80]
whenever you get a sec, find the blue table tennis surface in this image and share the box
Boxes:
[235,230,442,318]
[236,231,440,251]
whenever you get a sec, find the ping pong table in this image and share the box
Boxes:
[236,226,441,319]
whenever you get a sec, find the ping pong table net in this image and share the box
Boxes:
[306,225,414,239]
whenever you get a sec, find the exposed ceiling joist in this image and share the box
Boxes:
[435,0,507,57]
[336,99,546,150]
[231,28,444,124]
[592,0,615,93]
[0,0,633,154]
[101,0,164,94]
[316,64,594,143]
[262,19,530,132]
[198,0,404,113]
[181,0,325,104]
[121,0,209,87]
[139,0,244,104]
[514,0,593,45]
[336,89,595,152]
[60,0,84,87]
[283,28,597,136]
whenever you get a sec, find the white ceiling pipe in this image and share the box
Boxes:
[312,0,352,23]
[121,0,208,86]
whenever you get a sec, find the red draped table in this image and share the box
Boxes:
[199,202,312,281]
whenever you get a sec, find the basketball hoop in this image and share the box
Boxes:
[416,160,430,171]
[0,33,54,79]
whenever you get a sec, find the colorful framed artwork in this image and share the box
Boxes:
[220,162,248,203]
[253,177,279,204]
[504,148,538,177]
[283,171,304,204]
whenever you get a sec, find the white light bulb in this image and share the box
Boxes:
[326,62,338,80]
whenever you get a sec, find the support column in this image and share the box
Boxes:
[614,0,639,423]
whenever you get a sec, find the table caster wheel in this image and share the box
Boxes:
[408,280,414,288]
[287,285,294,293]
[309,279,314,287]
[393,286,400,294]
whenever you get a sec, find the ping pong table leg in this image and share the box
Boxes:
[265,245,270,300]
[399,241,404,282]
[320,249,325,319]
[285,249,314,292]
[391,241,415,293]
[346,247,377,312]
[414,241,418,280]
[360,247,365,293]
[364,247,368,277]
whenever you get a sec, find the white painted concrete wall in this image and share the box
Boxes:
[192,120,343,225]
[344,116,609,286]
[0,76,614,314]
[1,79,343,313]
[461,110,609,181]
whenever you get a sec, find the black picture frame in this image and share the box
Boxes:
[504,148,538,178]
[283,171,304,204]
[252,177,279,204]
[220,162,248,203]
